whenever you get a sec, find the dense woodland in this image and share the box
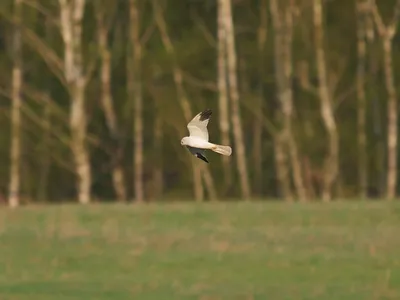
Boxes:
[1,0,400,205]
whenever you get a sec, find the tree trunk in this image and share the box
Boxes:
[37,18,53,203]
[274,133,292,201]
[59,0,91,204]
[270,0,307,202]
[383,37,397,200]
[70,80,90,204]
[152,0,216,201]
[366,5,384,197]
[252,0,267,196]
[37,96,51,202]
[129,0,144,203]
[371,0,400,200]
[356,0,368,199]
[152,115,164,199]
[217,0,232,193]
[201,164,217,200]
[97,8,127,202]
[221,0,251,200]
[8,0,23,208]
[313,0,339,202]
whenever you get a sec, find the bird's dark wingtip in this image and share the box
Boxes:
[196,153,209,163]
[199,109,212,121]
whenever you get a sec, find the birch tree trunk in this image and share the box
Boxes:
[128,0,144,203]
[356,0,368,199]
[97,6,127,202]
[152,0,217,201]
[313,0,339,202]
[8,0,23,208]
[221,0,251,200]
[270,0,307,202]
[371,0,400,200]
[59,0,91,204]
[217,0,232,193]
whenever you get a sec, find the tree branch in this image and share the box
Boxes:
[191,10,216,47]
[21,0,59,27]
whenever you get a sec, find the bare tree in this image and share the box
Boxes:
[313,0,339,202]
[270,0,307,202]
[220,0,251,200]
[128,0,144,203]
[8,0,23,208]
[96,1,127,201]
[217,0,232,192]
[152,0,217,201]
[371,0,400,200]
[356,0,369,199]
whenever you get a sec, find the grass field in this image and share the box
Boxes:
[0,201,400,299]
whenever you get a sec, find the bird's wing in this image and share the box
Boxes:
[186,145,204,155]
[186,146,209,163]
[187,109,212,141]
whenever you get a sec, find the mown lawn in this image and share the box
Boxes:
[0,201,399,299]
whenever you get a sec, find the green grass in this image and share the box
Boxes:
[0,201,400,299]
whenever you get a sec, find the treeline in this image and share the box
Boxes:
[0,0,400,205]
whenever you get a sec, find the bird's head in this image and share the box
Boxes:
[181,137,189,146]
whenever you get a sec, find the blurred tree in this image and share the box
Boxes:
[8,0,22,207]
[95,0,127,202]
[217,0,232,194]
[371,0,400,200]
[356,0,369,199]
[252,0,267,196]
[128,0,144,203]
[270,0,307,202]
[152,0,216,201]
[221,0,251,200]
[1,0,400,202]
[313,0,339,202]
[58,0,91,204]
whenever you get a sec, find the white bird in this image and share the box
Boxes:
[181,109,232,163]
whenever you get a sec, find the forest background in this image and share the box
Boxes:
[1,0,400,206]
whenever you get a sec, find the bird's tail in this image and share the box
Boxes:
[211,144,232,156]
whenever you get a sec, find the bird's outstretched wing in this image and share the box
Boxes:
[187,109,212,141]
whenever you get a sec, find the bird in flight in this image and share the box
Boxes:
[181,109,232,163]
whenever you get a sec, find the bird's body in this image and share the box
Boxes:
[181,136,214,149]
[181,109,232,163]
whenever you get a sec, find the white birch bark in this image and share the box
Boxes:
[59,0,91,204]
[217,0,232,192]
[313,0,339,202]
[221,0,251,200]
